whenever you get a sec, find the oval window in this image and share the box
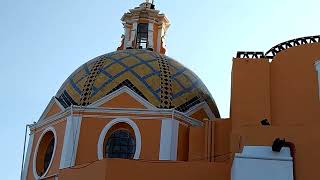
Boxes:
[35,130,55,176]
[105,130,135,159]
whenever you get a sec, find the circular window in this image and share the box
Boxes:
[105,130,136,159]
[34,128,56,177]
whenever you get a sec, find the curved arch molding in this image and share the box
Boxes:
[97,118,142,160]
[32,127,57,179]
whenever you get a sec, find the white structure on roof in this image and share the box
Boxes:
[231,146,293,180]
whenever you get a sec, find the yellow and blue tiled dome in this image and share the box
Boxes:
[56,49,220,117]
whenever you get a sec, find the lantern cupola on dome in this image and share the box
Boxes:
[117,1,170,54]
[55,1,220,118]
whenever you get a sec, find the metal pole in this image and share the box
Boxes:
[20,124,30,180]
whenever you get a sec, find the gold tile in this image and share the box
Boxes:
[169,60,184,70]
[111,52,130,59]
[94,73,109,89]
[171,80,183,95]
[145,75,160,91]
[148,61,159,70]
[183,71,198,83]
[99,58,113,68]
[176,74,192,88]
[121,56,140,67]
[105,63,125,76]
[76,77,87,90]
[132,64,152,78]
[136,53,154,61]
[65,84,81,102]
[71,68,86,83]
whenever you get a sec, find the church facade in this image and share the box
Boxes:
[21,2,320,180]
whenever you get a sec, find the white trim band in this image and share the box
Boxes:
[159,118,179,160]
[59,115,82,169]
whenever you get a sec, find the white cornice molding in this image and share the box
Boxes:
[34,87,206,131]
[32,106,203,131]
[73,106,202,126]
[38,97,65,123]
[31,109,71,132]
[88,86,157,110]
[185,102,216,120]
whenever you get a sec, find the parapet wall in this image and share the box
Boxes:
[59,159,231,180]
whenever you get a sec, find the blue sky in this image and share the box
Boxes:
[1,0,319,179]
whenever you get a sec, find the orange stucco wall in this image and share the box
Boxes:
[231,58,271,127]
[177,123,189,161]
[213,119,231,162]
[231,43,320,127]
[188,126,206,161]
[76,116,162,165]
[59,159,231,180]
[98,92,148,109]
[270,44,320,125]
[26,119,67,179]
[230,43,320,180]
[45,102,62,119]
[190,108,210,122]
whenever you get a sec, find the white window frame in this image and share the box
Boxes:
[32,127,57,179]
[97,118,141,160]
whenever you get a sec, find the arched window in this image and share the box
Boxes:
[97,118,141,160]
[105,130,136,159]
[33,128,56,178]
[136,23,148,49]
[43,138,55,172]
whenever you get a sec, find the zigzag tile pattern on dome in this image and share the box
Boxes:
[56,49,220,117]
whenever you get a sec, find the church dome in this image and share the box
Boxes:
[56,49,220,118]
